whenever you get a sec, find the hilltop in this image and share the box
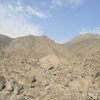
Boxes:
[65,33,100,56]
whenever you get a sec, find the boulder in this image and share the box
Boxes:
[0,76,6,91]
[6,81,14,94]
[31,75,37,83]
[14,82,23,95]
[69,78,90,90]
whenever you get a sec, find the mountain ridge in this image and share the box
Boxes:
[64,33,100,56]
[0,33,100,100]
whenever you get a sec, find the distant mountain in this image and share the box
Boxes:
[64,33,100,56]
[0,34,13,48]
[0,34,13,58]
[3,35,76,65]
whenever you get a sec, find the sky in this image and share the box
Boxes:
[0,0,100,43]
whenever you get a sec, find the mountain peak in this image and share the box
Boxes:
[67,33,99,43]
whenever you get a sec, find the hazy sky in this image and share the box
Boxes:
[0,0,100,43]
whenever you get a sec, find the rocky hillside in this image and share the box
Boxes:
[0,34,100,100]
[65,33,100,56]
[3,35,76,66]
[0,34,13,48]
[0,34,13,58]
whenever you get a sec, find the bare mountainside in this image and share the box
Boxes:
[0,34,13,49]
[3,35,76,66]
[0,34,100,100]
[0,35,13,58]
[65,33,100,56]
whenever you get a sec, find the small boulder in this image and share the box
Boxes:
[14,83,23,95]
[6,81,14,94]
[15,97,27,100]
[0,76,6,91]
[95,72,100,78]
[31,75,37,83]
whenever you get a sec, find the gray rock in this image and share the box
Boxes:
[95,72,100,78]
[0,76,6,91]
[31,75,37,83]
[14,82,23,95]
[15,97,27,100]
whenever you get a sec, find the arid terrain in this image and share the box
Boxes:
[0,33,100,100]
